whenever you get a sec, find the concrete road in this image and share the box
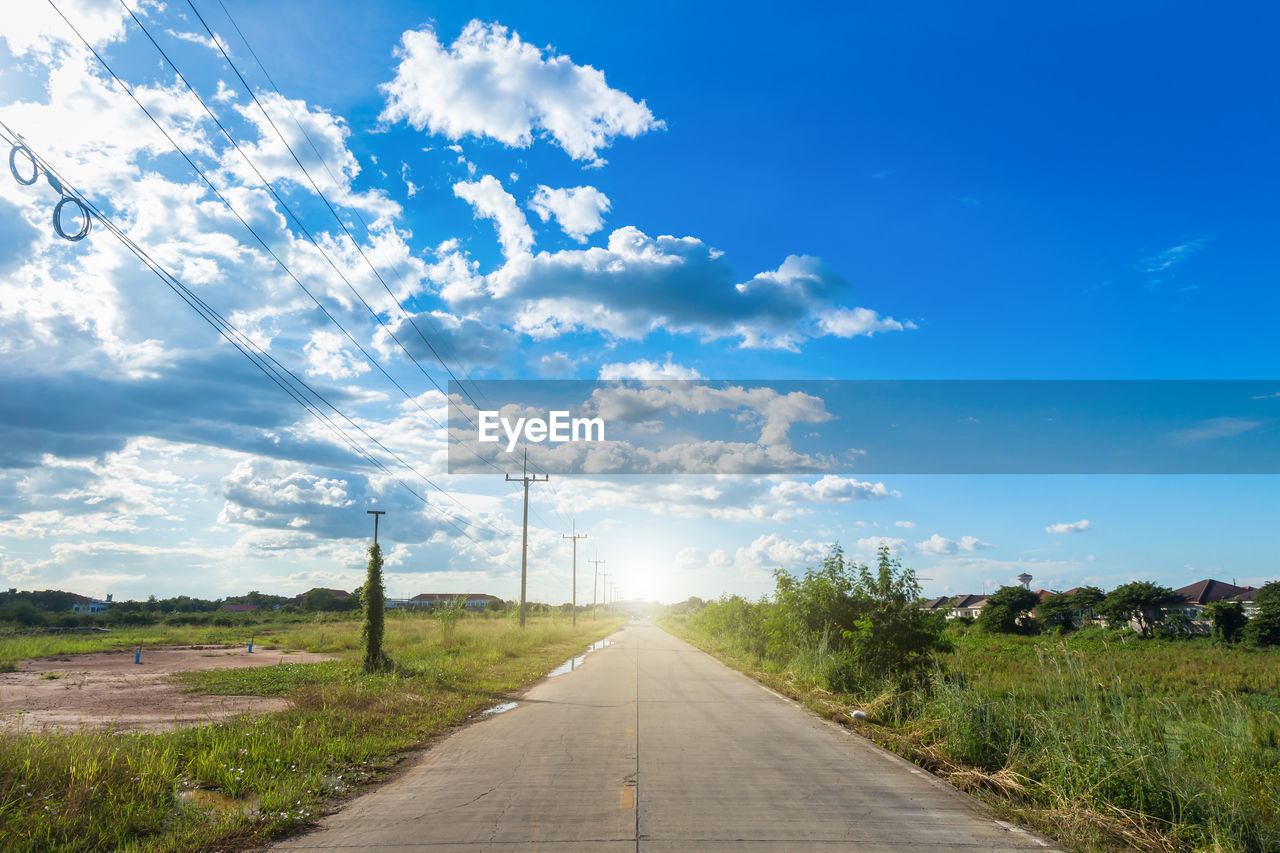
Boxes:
[274,622,1057,851]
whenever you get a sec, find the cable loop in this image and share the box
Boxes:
[53,195,92,241]
[9,144,38,185]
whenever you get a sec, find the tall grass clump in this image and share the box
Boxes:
[665,542,1280,853]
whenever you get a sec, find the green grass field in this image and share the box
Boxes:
[0,613,623,852]
[663,616,1280,853]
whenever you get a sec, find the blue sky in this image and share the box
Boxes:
[0,0,1276,604]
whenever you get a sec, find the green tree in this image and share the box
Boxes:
[978,586,1041,634]
[1203,600,1248,643]
[301,588,336,612]
[767,543,858,658]
[1244,582,1280,646]
[1070,586,1106,624]
[826,546,950,690]
[361,543,391,672]
[1099,581,1174,637]
[1037,593,1077,630]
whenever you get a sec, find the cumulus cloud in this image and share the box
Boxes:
[816,306,915,338]
[771,475,895,503]
[855,536,908,556]
[373,310,509,368]
[1045,519,1091,534]
[380,20,663,165]
[528,185,610,242]
[453,175,535,259]
[597,357,701,380]
[914,533,996,555]
[432,227,911,349]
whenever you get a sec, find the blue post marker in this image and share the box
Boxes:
[134,650,141,664]
[248,638,254,653]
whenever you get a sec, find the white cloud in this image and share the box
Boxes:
[453,175,535,259]
[771,475,895,503]
[915,533,997,555]
[894,520,916,528]
[1169,417,1261,444]
[304,330,370,380]
[1045,519,1091,534]
[855,536,908,556]
[528,185,610,242]
[1140,238,1207,274]
[597,357,701,380]
[432,227,910,349]
[380,20,663,165]
[816,306,915,338]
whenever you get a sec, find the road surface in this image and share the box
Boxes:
[274,622,1056,851]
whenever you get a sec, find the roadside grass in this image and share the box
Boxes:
[0,624,304,670]
[0,614,623,852]
[661,615,1280,853]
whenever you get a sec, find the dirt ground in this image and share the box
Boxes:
[0,645,332,733]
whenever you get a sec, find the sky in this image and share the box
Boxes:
[0,0,1276,605]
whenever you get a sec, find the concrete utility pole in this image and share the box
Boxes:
[589,555,606,620]
[600,571,609,614]
[367,510,386,545]
[506,450,548,628]
[562,520,587,627]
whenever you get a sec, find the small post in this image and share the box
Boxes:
[248,635,254,654]
[135,641,142,665]
[367,510,386,546]
[506,450,548,628]
[589,555,606,620]
[563,520,587,627]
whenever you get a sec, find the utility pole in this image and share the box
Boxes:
[589,554,606,620]
[506,449,547,628]
[600,571,608,615]
[367,510,386,545]
[562,520,587,627]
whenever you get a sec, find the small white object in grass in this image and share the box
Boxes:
[851,710,868,721]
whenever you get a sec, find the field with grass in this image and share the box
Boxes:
[662,615,1280,853]
[0,613,623,852]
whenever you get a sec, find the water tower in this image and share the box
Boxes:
[1017,573,1033,589]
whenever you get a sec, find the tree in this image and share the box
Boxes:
[1245,582,1280,646]
[1203,600,1247,643]
[361,543,392,672]
[978,586,1041,634]
[1099,581,1174,637]
[301,588,337,612]
[831,546,950,688]
[1036,593,1077,630]
[1070,586,1106,623]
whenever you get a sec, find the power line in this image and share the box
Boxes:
[208,0,489,412]
[48,0,505,532]
[186,0,488,415]
[0,122,491,543]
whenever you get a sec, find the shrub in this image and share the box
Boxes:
[977,586,1041,634]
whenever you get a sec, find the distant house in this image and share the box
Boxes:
[1168,579,1257,619]
[409,593,502,612]
[71,593,112,615]
[218,603,260,613]
[919,594,987,619]
[281,588,352,608]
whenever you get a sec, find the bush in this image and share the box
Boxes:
[1246,582,1280,646]
[977,586,1041,634]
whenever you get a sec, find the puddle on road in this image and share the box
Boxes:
[480,701,518,716]
[548,637,614,677]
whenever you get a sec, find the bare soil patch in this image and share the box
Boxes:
[0,645,332,733]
